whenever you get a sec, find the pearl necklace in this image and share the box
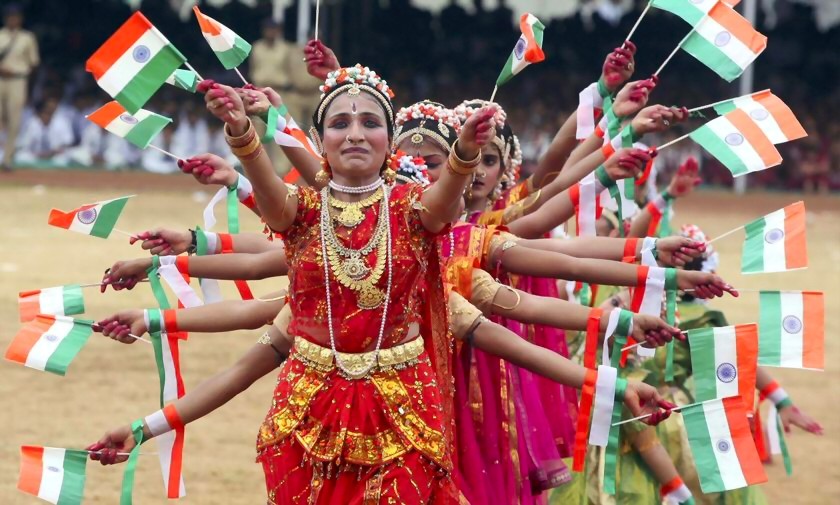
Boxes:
[319,184,393,379]
[328,178,384,194]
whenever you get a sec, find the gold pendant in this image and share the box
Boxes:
[335,205,365,228]
[342,254,370,281]
[357,284,384,310]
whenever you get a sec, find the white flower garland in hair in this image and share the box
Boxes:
[454,99,507,129]
[319,64,393,99]
[395,102,462,134]
[395,154,431,186]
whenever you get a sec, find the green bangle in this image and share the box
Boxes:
[776,397,794,410]
[597,77,611,99]
[661,190,675,202]
[614,377,628,402]
[595,165,616,189]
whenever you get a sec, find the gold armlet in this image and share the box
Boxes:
[492,285,522,310]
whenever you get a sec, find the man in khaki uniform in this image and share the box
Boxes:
[0,4,39,172]
[249,20,319,176]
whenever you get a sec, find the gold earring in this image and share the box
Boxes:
[316,159,332,184]
[382,154,397,184]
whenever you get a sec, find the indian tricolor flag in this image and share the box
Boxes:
[18,285,85,323]
[193,6,252,70]
[48,195,132,239]
[687,323,758,411]
[713,90,807,145]
[689,113,781,177]
[759,291,824,369]
[655,1,766,81]
[496,13,545,86]
[165,68,198,93]
[5,315,94,376]
[86,12,186,114]
[18,446,87,504]
[741,201,807,274]
[682,397,767,493]
[87,101,172,149]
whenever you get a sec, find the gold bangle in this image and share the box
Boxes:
[450,139,482,168]
[231,134,262,159]
[224,118,255,148]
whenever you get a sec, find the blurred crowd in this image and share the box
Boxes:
[1,0,838,192]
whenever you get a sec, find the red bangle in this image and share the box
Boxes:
[584,308,603,370]
[219,233,234,254]
[601,143,616,159]
[175,256,190,276]
[660,476,685,497]
[622,238,639,264]
[163,309,179,334]
[759,380,780,401]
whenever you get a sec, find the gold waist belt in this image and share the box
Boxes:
[292,336,425,378]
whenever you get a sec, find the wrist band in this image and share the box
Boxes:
[761,381,793,409]
[162,309,179,334]
[196,230,219,256]
[661,476,693,503]
[613,377,627,402]
[661,189,675,202]
[594,165,615,189]
[584,308,604,370]
[175,256,190,276]
[640,237,658,266]
[622,238,639,264]
[144,404,184,438]
[448,139,482,176]
[144,308,163,333]
[219,233,234,254]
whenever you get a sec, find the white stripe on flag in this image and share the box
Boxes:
[68,204,102,235]
[693,15,759,71]
[205,25,238,53]
[779,292,804,367]
[703,400,747,490]
[692,0,718,13]
[589,365,618,446]
[730,97,787,144]
[38,447,66,503]
[765,403,782,454]
[160,331,180,402]
[105,109,153,137]
[25,318,75,371]
[714,327,740,400]
[97,29,168,97]
[155,431,186,497]
[39,287,65,315]
[705,116,766,172]
[761,208,787,272]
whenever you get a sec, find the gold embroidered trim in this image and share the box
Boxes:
[292,336,425,379]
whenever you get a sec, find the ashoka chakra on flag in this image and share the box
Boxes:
[77,208,98,225]
[716,362,737,383]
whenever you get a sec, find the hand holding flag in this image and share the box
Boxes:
[601,41,637,91]
[96,310,148,345]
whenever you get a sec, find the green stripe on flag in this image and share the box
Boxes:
[682,402,726,492]
[713,101,737,115]
[741,217,766,273]
[90,198,130,238]
[682,33,744,82]
[689,125,749,177]
[758,291,782,366]
[114,46,186,114]
[215,37,252,70]
[652,0,707,26]
[688,327,717,402]
[62,284,85,316]
[57,449,88,505]
[44,320,94,376]
[123,114,172,149]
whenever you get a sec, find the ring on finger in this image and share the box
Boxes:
[663,119,671,126]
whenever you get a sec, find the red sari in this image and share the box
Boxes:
[256,183,457,504]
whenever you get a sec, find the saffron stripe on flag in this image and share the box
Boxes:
[802,291,824,369]
[725,110,780,167]
[86,13,152,80]
[784,201,808,270]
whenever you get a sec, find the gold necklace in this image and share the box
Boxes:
[320,186,389,309]
[328,188,383,228]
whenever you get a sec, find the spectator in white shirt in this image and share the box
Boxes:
[15,96,73,166]
[171,101,209,158]
[141,127,178,174]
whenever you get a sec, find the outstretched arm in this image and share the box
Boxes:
[757,367,823,435]
[88,328,291,464]
[96,293,286,342]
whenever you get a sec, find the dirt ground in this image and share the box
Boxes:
[0,170,838,504]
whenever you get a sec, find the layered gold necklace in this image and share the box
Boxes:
[320,186,389,310]
[328,187,383,228]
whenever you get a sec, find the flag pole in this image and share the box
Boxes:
[688,89,771,113]
[708,225,745,244]
[234,67,249,86]
[79,280,150,289]
[489,85,499,103]
[86,450,158,456]
[621,330,689,352]
[148,144,181,161]
[91,323,153,344]
[623,1,652,46]
[653,29,694,77]
[111,228,139,239]
[315,0,321,41]
[612,402,698,427]
[184,62,204,81]
[655,132,692,152]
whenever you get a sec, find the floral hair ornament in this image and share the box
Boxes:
[392,150,431,186]
[394,101,462,154]
[316,64,395,128]
[455,99,520,199]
